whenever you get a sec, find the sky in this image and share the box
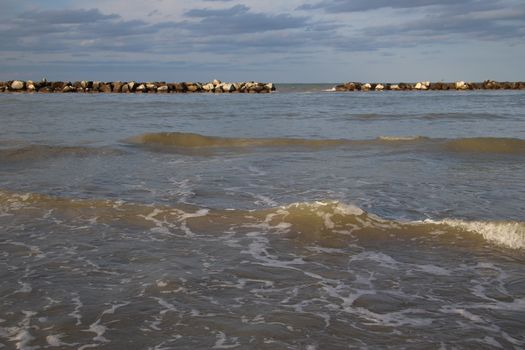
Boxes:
[0,0,524,83]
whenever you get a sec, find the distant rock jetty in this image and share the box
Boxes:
[335,80,525,91]
[0,79,276,94]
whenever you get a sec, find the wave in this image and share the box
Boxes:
[125,132,349,149]
[1,189,523,250]
[125,132,525,155]
[0,145,124,162]
[443,137,525,154]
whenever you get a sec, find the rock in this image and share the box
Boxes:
[455,81,467,90]
[361,83,372,91]
[390,84,400,90]
[127,81,136,91]
[11,80,25,90]
[237,83,247,92]
[222,83,234,92]
[122,84,130,93]
[27,84,36,91]
[186,83,201,92]
[415,82,428,90]
[92,81,101,90]
[265,83,275,91]
[112,82,123,93]
[136,84,146,92]
[202,83,215,92]
[62,85,75,93]
[173,83,187,92]
[375,83,384,91]
[157,85,169,93]
[146,83,157,92]
[212,79,221,86]
[344,82,356,91]
[99,83,112,93]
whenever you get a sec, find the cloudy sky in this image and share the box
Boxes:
[1,0,524,82]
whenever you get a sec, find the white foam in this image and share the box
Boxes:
[83,320,108,343]
[212,332,240,349]
[426,219,525,249]
[378,135,424,141]
[68,296,83,326]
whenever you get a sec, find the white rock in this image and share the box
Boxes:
[157,85,169,92]
[455,81,466,89]
[11,80,25,90]
[212,79,221,86]
[27,84,36,91]
[136,84,146,91]
[362,83,372,90]
[375,84,384,91]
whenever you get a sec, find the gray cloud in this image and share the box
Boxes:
[1,1,524,82]
[299,0,462,12]
[182,4,311,35]
[363,2,525,43]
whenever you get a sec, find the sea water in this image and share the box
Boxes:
[0,88,524,349]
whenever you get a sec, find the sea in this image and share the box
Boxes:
[0,85,524,349]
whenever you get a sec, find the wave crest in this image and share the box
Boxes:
[0,145,124,162]
[125,132,525,155]
[444,137,525,154]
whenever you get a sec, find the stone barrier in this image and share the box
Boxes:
[334,80,525,91]
[0,79,276,94]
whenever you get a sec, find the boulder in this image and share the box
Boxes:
[157,85,169,93]
[112,82,123,93]
[186,83,201,92]
[415,82,428,90]
[455,81,466,90]
[10,80,25,90]
[62,85,75,93]
[146,83,157,92]
[344,82,356,91]
[390,84,400,90]
[122,84,130,93]
[361,83,372,91]
[99,83,112,93]
[375,83,384,91]
[212,79,221,86]
[222,83,234,92]
[136,84,146,92]
[202,83,215,92]
[27,83,36,92]
[265,83,275,91]
[174,83,187,92]
[127,81,136,91]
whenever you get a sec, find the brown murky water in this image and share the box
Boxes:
[1,91,524,349]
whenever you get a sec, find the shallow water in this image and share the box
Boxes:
[0,89,524,349]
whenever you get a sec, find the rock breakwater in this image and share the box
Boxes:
[0,79,276,94]
[335,80,525,91]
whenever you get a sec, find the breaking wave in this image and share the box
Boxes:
[1,189,523,250]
